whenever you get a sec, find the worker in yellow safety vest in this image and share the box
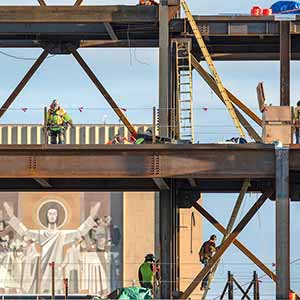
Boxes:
[47,99,73,144]
[294,101,300,144]
[138,254,156,290]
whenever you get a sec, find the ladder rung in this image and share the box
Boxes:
[180,100,191,103]
[181,109,191,112]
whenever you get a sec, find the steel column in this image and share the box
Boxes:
[0,50,49,119]
[160,184,178,300]
[159,0,170,137]
[280,21,291,106]
[276,146,290,300]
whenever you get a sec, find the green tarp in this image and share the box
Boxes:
[96,287,152,300]
[118,287,152,300]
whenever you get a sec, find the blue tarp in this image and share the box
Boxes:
[271,1,300,14]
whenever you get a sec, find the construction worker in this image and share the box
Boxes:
[139,0,159,5]
[47,99,73,144]
[294,101,300,144]
[138,254,156,290]
[199,235,218,290]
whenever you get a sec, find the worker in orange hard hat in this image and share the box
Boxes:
[139,0,159,5]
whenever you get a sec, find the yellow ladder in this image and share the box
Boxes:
[180,0,245,137]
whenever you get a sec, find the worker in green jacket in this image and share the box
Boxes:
[138,254,156,289]
[47,99,73,144]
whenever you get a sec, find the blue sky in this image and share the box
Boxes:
[1,1,300,299]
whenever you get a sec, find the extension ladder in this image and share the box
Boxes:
[180,0,245,137]
[174,38,194,142]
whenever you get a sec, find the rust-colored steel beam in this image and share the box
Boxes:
[0,6,158,23]
[0,50,49,120]
[192,201,300,299]
[70,49,137,136]
[191,54,262,127]
[181,190,273,299]
[37,0,47,6]
[233,107,262,142]
[0,144,275,179]
[192,202,276,282]
[202,179,250,299]
[74,0,84,6]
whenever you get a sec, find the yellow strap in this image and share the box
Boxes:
[180,0,245,137]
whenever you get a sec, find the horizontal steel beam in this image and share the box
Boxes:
[0,144,275,179]
[0,6,158,23]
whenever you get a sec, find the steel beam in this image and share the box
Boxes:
[192,201,277,282]
[276,146,290,300]
[153,178,170,190]
[74,0,84,6]
[280,21,291,106]
[192,201,299,299]
[0,144,276,179]
[159,1,170,137]
[37,0,47,6]
[202,179,250,299]
[191,54,262,127]
[70,49,136,135]
[0,6,158,23]
[34,178,52,188]
[104,23,118,41]
[0,50,49,120]
[181,190,272,299]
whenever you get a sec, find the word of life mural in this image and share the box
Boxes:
[0,193,122,295]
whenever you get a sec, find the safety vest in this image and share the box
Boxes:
[47,107,71,131]
[139,262,154,285]
[294,107,300,124]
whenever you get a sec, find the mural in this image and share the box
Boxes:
[0,192,122,296]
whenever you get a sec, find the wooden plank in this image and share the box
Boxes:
[0,6,158,23]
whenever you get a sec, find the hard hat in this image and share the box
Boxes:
[50,99,59,110]
[210,234,217,241]
[145,253,155,262]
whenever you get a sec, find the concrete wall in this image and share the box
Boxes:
[122,192,156,287]
[179,200,203,299]
[0,124,150,145]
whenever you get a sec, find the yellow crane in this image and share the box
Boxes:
[180,0,245,137]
